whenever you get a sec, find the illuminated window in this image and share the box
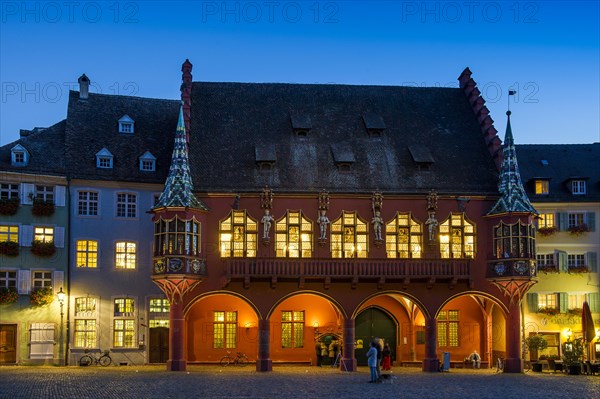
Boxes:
[34,226,54,243]
[149,298,170,313]
[568,213,585,229]
[568,294,583,310]
[439,213,475,259]
[116,193,137,218]
[275,211,313,258]
[76,240,98,268]
[153,217,200,256]
[437,310,459,347]
[78,191,98,216]
[0,270,17,288]
[385,212,423,258]
[114,298,135,315]
[213,311,237,349]
[281,310,304,349]
[0,183,19,199]
[493,221,535,259]
[75,297,97,315]
[331,211,368,258]
[538,294,557,309]
[31,270,52,289]
[113,319,135,348]
[571,180,586,195]
[35,186,54,202]
[219,210,258,257]
[0,225,19,243]
[537,213,555,228]
[149,319,169,328]
[534,180,549,195]
[74,319,96,348]
[115,241,136,269]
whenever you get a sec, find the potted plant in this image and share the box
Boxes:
[29,287,54,306]
[537,226,558,237]
[0,197,19,215]
[567,223,589,236]
[525,334,548,372]
[0,241,19,257]
[562,338,584,375]
[0,287,19,305]
[30,240,56,257]
[537,307,560,316]
[31,197,55,217]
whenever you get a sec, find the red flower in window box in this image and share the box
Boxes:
[30,240,56,257]
[0,287,19,305]
[567,223,589,236]
[537,307,560,316]
[0,241,19,257]
[31,198,55,217]
[29,287,54,306]
[537,226,558,237]
[568,265,590,274]
[0,197,19,215]
[536,264,558,274]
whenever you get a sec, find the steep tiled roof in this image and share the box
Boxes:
[516,143,600,202]
[0,120,66,176]
[64,91,180,182]
[189,82,500,194]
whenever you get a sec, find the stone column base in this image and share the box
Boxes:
[256,358,272,372]
[340,357,357,372]
[422,357,440,372]
[167,359,187,371]
[503,358,523,373]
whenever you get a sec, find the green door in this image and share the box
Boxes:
[355,308,396,366]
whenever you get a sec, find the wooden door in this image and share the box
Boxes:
[0,324,17,364]
[149,327,169,363]
[355,308,397,366]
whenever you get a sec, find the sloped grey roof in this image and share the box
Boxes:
[189,82,499,194]
[516,143,600,202]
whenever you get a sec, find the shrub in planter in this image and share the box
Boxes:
[0,197,19,215]
[537,226,558,237]
[0,241,19,256]
[562,338,584,375]
[29,287,54,306]
[0,287,19,305]
[31,198,55,217]
[567,223,589,236]
[30,240,56,257]
[525,334,548,372]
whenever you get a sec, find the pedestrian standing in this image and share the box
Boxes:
[366,342,378,383]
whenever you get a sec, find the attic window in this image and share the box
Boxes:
[118,115,135,134]
[570,179,586,195]
[290,114,312,137]
[533,179,549,195]
[540,159,549,166]
[362,113,386,137]
[10,144,29,166]
[408,145,435,170]
[96,148,114,169]
[330,143,355,172]
[255,144,276,170]
[139,151,156,172]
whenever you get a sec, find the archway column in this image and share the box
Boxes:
[256,319,272,372]
[167,301,186,371]
[503,301,523,373]
[423,316,439,372]
[341,318,357,371]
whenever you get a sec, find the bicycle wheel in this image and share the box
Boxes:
[79,355,93,366]
[99,354,112,367]
[220,356,231,367]
[236,355,249,367]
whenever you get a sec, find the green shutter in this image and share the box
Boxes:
[556,250,568,273]
[558,293,568,313]
[585,212,596,232]
[527,293,539,313]
[588,293,599,313]
[586,252,597,273]
[558,213,569,231]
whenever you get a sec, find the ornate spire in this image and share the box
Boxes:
[487,111,536,216]
[153,105,207,210]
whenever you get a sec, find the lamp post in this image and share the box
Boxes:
[57,287,66,365]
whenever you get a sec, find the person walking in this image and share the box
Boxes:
[366,342,378,383]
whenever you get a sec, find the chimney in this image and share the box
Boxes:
[180,59,193,142]
[78,74,90,99]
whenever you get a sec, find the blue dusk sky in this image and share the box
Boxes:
[1,1,599,146]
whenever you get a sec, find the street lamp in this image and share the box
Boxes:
[57,287,66,314]
[57,287,66,365]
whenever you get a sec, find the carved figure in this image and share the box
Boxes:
[318,210,330,239]
[372,211,383,241]
[262,209,274,239]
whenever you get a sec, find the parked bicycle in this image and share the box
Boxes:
[220,351,249,367]
[79,349,112,366]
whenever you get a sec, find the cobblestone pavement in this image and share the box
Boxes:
[0,365,598,399]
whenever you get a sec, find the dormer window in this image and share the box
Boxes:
[255,144,276,171]
[534,179,549,195]
[331,143,355,172]
[118,115,135,134]
[10,144,29,166]
[290,114,312,137]
[362,113,386,137]
[139,151,156,172]
[96,148,114,169]
[408,145,435,171]
[571,180,586,195]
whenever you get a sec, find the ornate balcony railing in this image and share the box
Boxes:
[222,258,471,288]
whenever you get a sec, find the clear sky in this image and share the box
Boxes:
[1,1,599,146]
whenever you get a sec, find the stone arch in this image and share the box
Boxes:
[265,290,348,320]
[184,290,263,319]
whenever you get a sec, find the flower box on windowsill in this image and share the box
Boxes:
[567,308,583,316]
[29,287,54,306]
[537,307,560,316]
[537,264,558,274]
[30,240,56,257]
[0,241,19,257]
[0,287,19,305]
[568,265,590,274]
[567,223,589,236]
[537,226,558,237]
[31,198,55,217]
[0,197,19,215]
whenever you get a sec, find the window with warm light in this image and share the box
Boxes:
[74,319,96,348]
[153,217,200,256]
[538,294,557,309]
[149,298,170,313]
[0,225,19,243]
[437,310,459,347]
[439,213,475,259]
[493,221,535,259]
[281,310,304,348]
[115,241,136,269]
[75,297,97,315]
[534,180,549,195]
[385,212,423,258]
[219,210,258,257]
[275,210,313,258]
[34,226,54,243]
[538,213,555,228]
[331,211,368,258]
[113,319,136,348]
[114,298,135,315]
[76,240,98,268]
[149,320,169,328]
[213,311,237,349]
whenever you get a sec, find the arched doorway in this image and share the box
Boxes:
[355,307,397,366]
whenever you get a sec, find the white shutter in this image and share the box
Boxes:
[29,323,55,359]
[20,183,34,205]
[55,186,66,207]
[54,227,65,248]
[52,271,64,293]
[18,270,31,294]
[20,225,33,247]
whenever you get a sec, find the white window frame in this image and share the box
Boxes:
[0,269,17,288]
[567,254,585,267]
[0,183,19,199]
[77,191,99,216]
[0,225,19,243]
[139,151,156,172]
[31,270,52,289]
[76,239,98,268]
[29,322,55,359]
[118,115,135,134]
[10,144,29,166]
[568,212,585,229]
[571,180,586,195]
[34,226,54,243]
[116,193,137,218]
[35,185,54,202]
[96,148,114,169]
[115,241,136,269]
